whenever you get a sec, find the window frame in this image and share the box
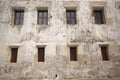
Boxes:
[37,10,48,25]
[66,10,77,24]
[14,10,24,25]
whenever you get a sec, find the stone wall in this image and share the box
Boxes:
[0,0,120,80]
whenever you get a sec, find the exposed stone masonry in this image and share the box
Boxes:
[0,0,120,80]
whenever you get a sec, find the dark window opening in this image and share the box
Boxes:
[14,10,24,25]
[93,9,105,24]
[38,10,48,25]
[70,47,77,61]
[101,46,109,61]
[118,6,120,9]
[66,10,76,24]
[11,48,18,63]
[55,74,57,78]
[38,48,45,62]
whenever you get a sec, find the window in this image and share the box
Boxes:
[100,46,109,61]
[93,9,105,24]
[38,48,45,62]
[38,10,48,25]
[66,10,76,24]
[11,48,18,63]
[14,10,24,25]
[118,6,120,9]
[70,47,77,61]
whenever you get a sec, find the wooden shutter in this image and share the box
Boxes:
[11,48,18,63]
[70,47,77,61]
[38,48,44,62]
[101,46,109,61]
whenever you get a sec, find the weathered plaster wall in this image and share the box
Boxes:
[0,0,120,80]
